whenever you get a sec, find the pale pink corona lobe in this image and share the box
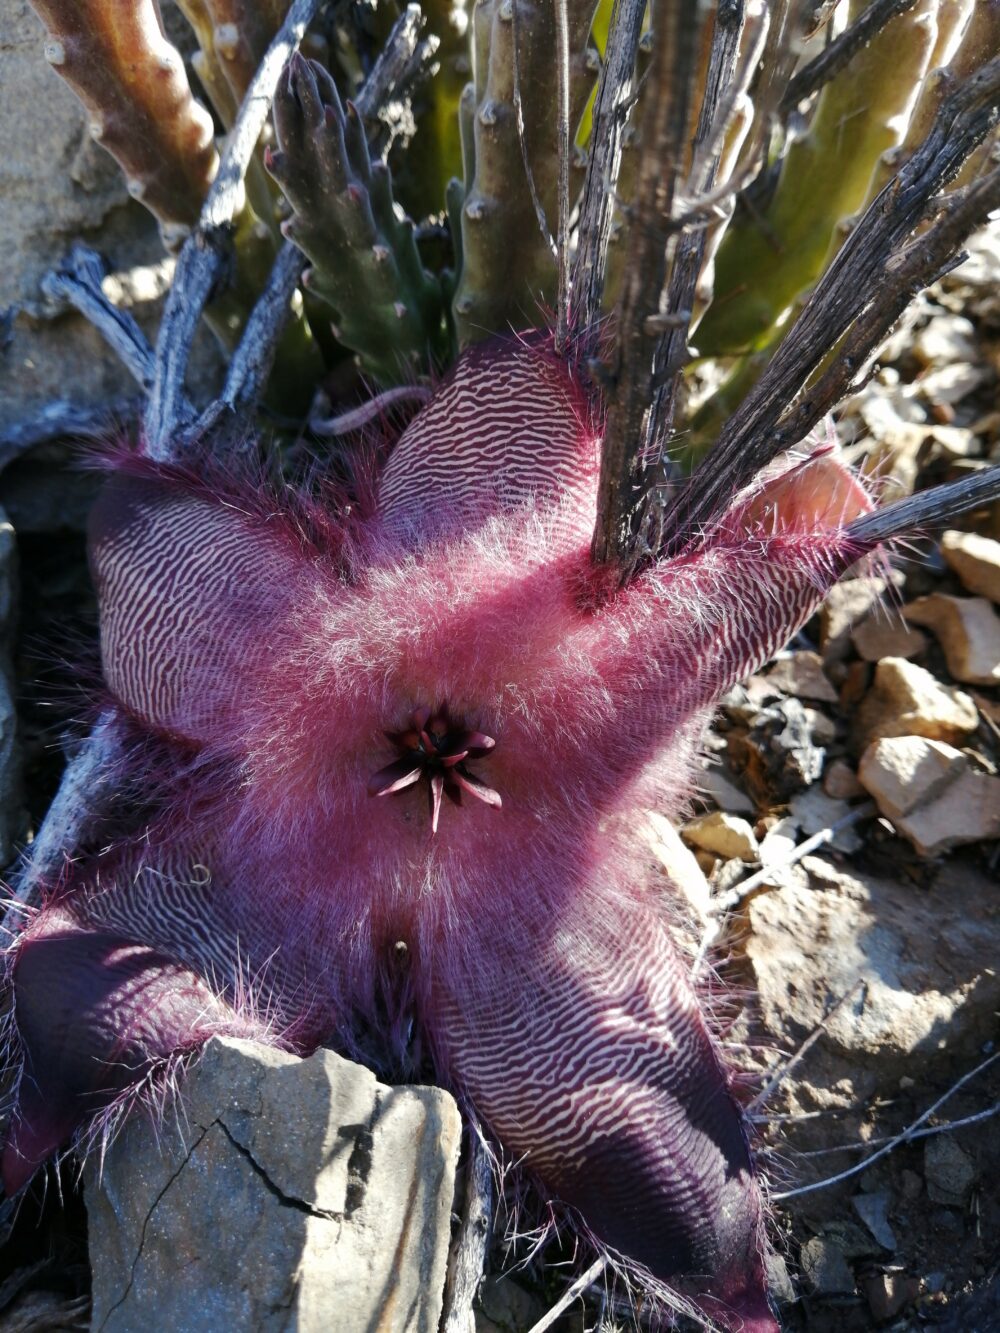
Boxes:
[3,338,878,1331]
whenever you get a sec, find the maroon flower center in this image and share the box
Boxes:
[367,705,501,834]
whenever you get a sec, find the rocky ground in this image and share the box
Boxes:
[0,6,998,1326]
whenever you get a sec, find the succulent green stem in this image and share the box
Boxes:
[453,0,599,344]
[696,0,939,357]
[268,54,450,383]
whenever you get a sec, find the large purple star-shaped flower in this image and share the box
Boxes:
[2,338,886,1331]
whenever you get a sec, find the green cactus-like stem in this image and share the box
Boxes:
[267,54,449,384]
[868,1,998,199]
[696,0,940,357]
[174,0,238,124]
[453,0,600,345]
[390,0,472,223]
[31,0,218,239]
[177,0,291,108]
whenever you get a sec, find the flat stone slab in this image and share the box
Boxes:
[87,1037,462,1333]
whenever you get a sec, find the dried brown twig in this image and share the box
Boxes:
[591,0,701,571]
[571,0,647,333]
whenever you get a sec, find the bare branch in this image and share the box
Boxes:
[526,1256,608,1333]
[145,0,323,456]
[219,240,306,415]
[0,398,139,472]
[356,4,441,159]
[773,1050,1000,1200]
[592,0,702,571]
[40,245,158,395]
[849,462,1000,544]
[441,1129,493,1333]
[184,240,307,448]
[572,0,647,333]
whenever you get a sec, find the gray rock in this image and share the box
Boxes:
[799,1235,855,1295]
[475,1276,546,1333]
[924,1135,977,1207]
[851,1191,897,1251]
[87,1036,462,1333]
[739,698,826,800]
[765,1252,796,1307]
[762,651,838,703]
[788,787,862,855]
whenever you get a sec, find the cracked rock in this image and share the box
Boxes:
[86,1037,462,1333]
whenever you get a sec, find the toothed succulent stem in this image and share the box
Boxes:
[453,0,600,344]
[31,0,218,240]
[267,53,449,383]
[696,0,940,356]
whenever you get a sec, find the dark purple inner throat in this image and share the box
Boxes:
[367,705,501,833]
